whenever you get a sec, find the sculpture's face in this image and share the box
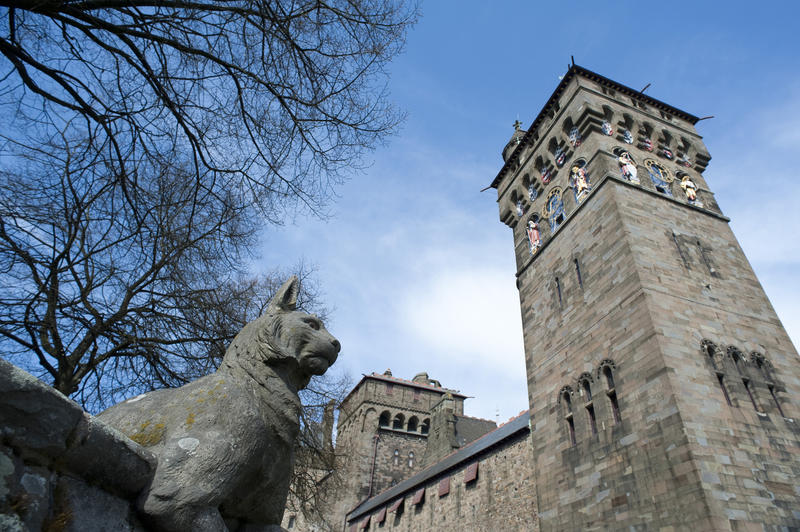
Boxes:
[224,276,340,387]
[277,310,340,377]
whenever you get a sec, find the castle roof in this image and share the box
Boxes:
[340,372,467,408]
[346,410,530,522]
[488,64,701,190]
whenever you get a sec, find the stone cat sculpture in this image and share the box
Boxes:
[98,276,340,531]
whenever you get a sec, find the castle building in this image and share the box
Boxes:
[289,65,800,531]
[325,371,498,529]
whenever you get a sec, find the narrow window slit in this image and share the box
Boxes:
[563,390,576,445]
[742,379,760,412]
[555,276,562,306]
[672,232,690,269]
[607,390,621,423]
[586,404,598,435]
[566,415,576,445]
[768,385,785,417]
[716,374,732,406]
[574,259,583,289]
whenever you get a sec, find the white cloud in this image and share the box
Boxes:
[398,267,523,374]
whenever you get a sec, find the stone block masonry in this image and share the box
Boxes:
[0,358,153,531]
[346,412,538,532]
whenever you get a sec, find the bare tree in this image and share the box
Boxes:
[0,133,331,410]
[0,0,417,219]
[0,0,416,406]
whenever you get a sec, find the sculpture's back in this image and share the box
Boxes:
[98,276,340,531]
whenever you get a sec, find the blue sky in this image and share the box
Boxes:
[258,1,800,422]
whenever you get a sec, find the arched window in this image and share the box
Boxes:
[752,352,785,417]
[407,416,419,433]
[598,362,621,424]
[752,352,768,378]
[379,410,391,428]
[701,340,717,363]
[408,451,415,468]
[560,387,576,446]
[392,413,405,430]
[421,418,430,435]
[728,346,744,373]
[581,377,592,401]
[579,376,597,435]
[393,449,400,466]
[729,346,760,412]
[702,341,732,406]
[602,365,615,390]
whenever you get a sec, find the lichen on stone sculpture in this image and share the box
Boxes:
[98,276,340,531]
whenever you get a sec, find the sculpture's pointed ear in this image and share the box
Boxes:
[268,276,300,312]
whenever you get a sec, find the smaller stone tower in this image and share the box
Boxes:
[327,370,497,530]
[329,371,463,527]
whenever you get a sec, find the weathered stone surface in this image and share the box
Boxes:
[0,358,84,462]
[53,475,145,532]
[58,413,156,498]
[98,276,340,532]
[0,357,156,500]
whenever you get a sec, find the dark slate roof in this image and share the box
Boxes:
[347,410,530,521]
[454,415,497,447]
[488,64,701,190]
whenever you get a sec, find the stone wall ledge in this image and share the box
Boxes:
[0,358,155,498]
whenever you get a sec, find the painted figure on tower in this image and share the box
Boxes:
[680,175,703,207]
[570,164,591,203]
[516,199,524,217]
[617,150,639,184]
[527,219,541,255]
[541,166,552,184]
[641,137,653,152]
[569,126,582,148]
[554,146,566,167]
[528,183,538,202]
[602,120,614,136]
[623,129,634,144]
[662,148,674,160]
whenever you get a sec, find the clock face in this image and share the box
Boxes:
[543,187,563,217]
[644,159,673,183]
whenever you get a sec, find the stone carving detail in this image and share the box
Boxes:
[526,218,542,255]
[617,149,639,184]
[569,162,591,203]
[568,126,582,147]
[622,129,633,144]
[680,175,703,207]
[98,276,340,532]
[540,165,552,184]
